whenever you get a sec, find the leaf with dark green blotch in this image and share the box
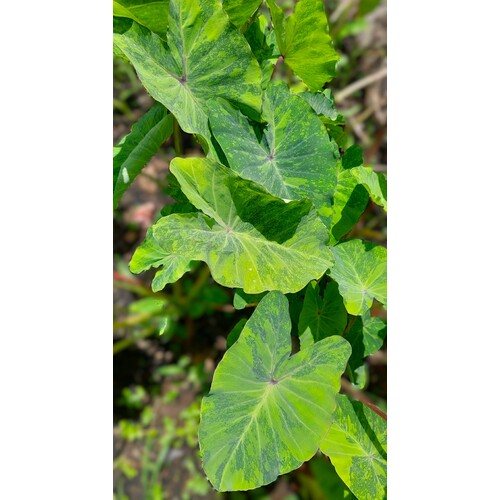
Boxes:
[129,226,192,291]
[199,292,351,491]
[113,103,173,209]
[346,313,386,387]
[342,144,364,169]
[330,239,387,315]
[208,83,336,225]
[351,166,387,211]
[320,394,387,500]
[233,289,267,310]
[113,0,262,139]
[330,166,370,243]
[113,0,169,37]
[298,280,347,349]
[131,158,333,294]
[267,0,338,91]
[222,0,263,29]
[226,318,247,349]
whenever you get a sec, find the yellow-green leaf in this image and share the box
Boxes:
[130,158,333,294]
[200,292,351,491]
[320,394,387,500]
[208,83,337,225]
[329,239,387,315]
[267,0,338,91]
[113,0,262,139]
[113,0,169,37]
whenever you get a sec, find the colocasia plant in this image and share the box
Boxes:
[113,0,387,497]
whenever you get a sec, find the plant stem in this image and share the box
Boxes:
[271,55,284,80]
[183,265,211,305]
[173,117,182,157]
[341,378,387,420]
[342,315,357,337]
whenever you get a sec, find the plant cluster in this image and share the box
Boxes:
[113,0,387,497]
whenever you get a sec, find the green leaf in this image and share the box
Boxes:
[160,201,197,217]
[222,0,263,29]
[244,15,280,88]
[342,144,364,169]
[129,297,166,314]
[226,318,247,349]
[208,83,336,223]
[297,88,338,122]
[113,0,262,139]
[320,394,387,500]
[267,0,338,91]
[351,364,369,391]
[350,166,387,211]
[330,166,370,243]
[113,0,169,37]
[199,291,351,491]
[130,157,333,294]
[345,314,386,387]
[233,289,267,310]
[329,240,387,315]
[307,458,355,499]
[113,103,173,209]
[266,0,285,51]
[298,280,347,349]
[129,227,192,292]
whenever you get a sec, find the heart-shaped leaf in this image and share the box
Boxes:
[267,0,338,91]
[113,102,173,209]
[320,394,387,500]
[208,83,336,223]
[329,239,387,315]
[130,157,333,294]
[113,0,262,139]
[199,291,351,491]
